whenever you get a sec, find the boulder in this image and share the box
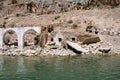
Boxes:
[66,41,88,53]
[48,42,55,46]
[82,36,100,44]
[50,46,58,49]
[99,47,111,53]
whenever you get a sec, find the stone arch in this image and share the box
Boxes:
[0,27,41,48]
[23,29,38,47]
[3,29,18,47]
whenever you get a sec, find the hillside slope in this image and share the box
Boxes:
[0,7,120,32]
[0,0,120,32]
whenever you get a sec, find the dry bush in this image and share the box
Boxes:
[71,24,78,29]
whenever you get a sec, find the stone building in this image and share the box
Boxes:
[47,31,77,47]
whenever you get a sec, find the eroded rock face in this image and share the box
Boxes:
[26,2,38,13]
[98,0,120,6]
[82,36,101,44]
[34,27,48,48]
[0,0,119,17]
[77,34,101,45]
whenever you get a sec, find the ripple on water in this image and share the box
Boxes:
[0,55,120,80]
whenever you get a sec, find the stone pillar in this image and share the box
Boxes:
[18,35,24,49]
[0,36,3,48]
[17,30,24,49]
[0,30,3,48]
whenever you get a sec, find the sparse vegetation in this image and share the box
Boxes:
[10,23,15,28]
[11,0,17,4]
[3,21,6,28]
[77,2,82,6]
[68,20,73,24]
[72,24,78,29]
[16,13,20,17]
[54,15,60,20]
[0,0,119,16]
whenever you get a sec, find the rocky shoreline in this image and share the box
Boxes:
[0,47,119,57]
[0,27,120,57]
[0,46,77,57]
[0,41,119,57]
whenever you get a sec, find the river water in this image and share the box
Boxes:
[0,55,120,80]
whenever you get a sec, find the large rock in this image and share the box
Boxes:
[82,36,100,44]
[99,47,111,53]
[66,41,88,53]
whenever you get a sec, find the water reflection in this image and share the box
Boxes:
[0,57,4,71]
[0,56,119,80]
[16,57,26,74]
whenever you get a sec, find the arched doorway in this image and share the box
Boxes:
[23,29,38,47]
[3,30,18,48]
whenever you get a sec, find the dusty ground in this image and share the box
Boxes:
[0,6,120,54]
[0,7,120,31]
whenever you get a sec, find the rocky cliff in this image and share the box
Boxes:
[0,0,120,17]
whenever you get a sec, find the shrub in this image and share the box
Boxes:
[2,21,6,28]
[10,23,15,27]
[11,0,17,4]
[68,20,73,24]
[3,21,6,25]
[77,2,82,6]
[72,24,78,29]
[54,15,60,20]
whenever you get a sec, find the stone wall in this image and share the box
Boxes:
[0,26,41,48]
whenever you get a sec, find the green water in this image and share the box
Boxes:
[0,55,120,80]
